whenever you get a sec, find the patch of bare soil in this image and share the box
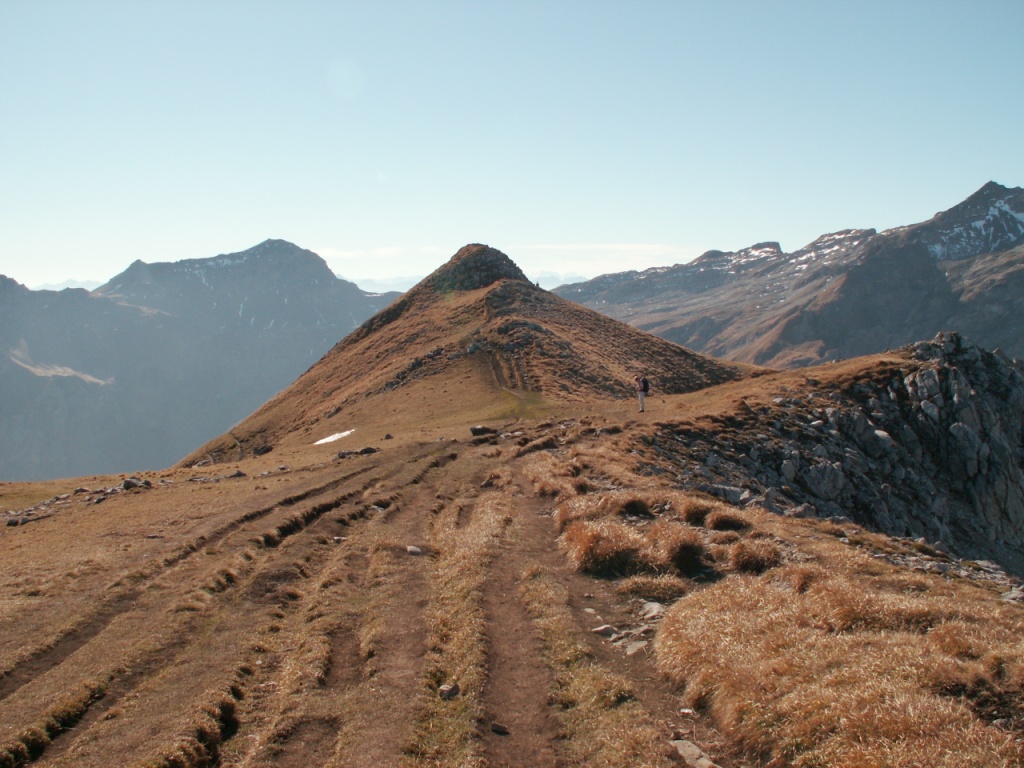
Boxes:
[479,512,561,768]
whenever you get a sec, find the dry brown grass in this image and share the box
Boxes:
[704,509,750,532]
[557,490,774,582]
[726,538,782,574]
[655,562,1024,767]
[554,488,689,532]
[677,495,721,526]
[405,494,512,767]
[0,678,108,768]
[647,520,707,576]
[560,520,658,578]
[566,442,647,489]
[521,452,581,499]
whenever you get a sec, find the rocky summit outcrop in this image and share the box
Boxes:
[639,332,1024,573]
[417,243,530,294]
[556,182,1024,368]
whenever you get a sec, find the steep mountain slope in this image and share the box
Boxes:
[556,182,1024,368]
[0,240,397,481]
[2,244,1024,767]
[185,243,753,462]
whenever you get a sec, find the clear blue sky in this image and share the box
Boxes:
[2,0,1022,291]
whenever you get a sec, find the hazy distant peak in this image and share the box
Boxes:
[98,240,338,296]
[417,244,530,294]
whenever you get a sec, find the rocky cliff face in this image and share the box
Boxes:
[639,332,1024,573]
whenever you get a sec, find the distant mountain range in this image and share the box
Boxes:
[554,181,1024,368]
[4,182,1023,482]
[0,240,398,480]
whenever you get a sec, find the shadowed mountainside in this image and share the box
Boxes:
[0,240,398,481]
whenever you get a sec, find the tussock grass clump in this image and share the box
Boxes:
[557,491,771,580]
[555,489,684,532]
[522,452,581,499]
[782,564,823,594]
[572,477,595,494]
[704,509,750,532]
[706,530,741,546]
[678,496,719,526]
[616,574,690,603]
[567,442,642,488]
[554,495,607,533]
[514,434,558,457]
[727,539,781,574]
[560,520,657,577]
[647,520,706,576]
[655,564,1024,767]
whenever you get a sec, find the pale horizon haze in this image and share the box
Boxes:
[1,0,1022,292]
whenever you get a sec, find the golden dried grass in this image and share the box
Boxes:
[560,520,659,577]
[647,520,707,576]
[521,452,579,499]
[727,539,782,574]
[567,443,645,489]
[704,509,750,532]
[677,496,721,526]
[655,565,1024,767]
[406,494,511,766]
[0,679,108,768]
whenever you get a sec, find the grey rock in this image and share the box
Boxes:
[640,601,665,620]
[624,640,649,656]
[802,461,845,500]
[670,739,721,768]
[439,682,460,700]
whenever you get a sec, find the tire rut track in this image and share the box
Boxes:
[0,465,373,710]
[479,490,561,768]
[0,459,417,767]
[207,445,457,768]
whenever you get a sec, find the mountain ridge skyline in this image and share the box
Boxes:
[5,179,1018,294]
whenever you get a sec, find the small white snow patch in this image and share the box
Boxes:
[314,429,355,445]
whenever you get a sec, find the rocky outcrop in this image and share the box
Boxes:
[641,332,1024,573]
[417,243,530,294]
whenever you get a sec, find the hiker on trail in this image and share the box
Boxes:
[634,375,650,412]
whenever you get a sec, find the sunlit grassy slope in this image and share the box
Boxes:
[2,245,1023,767]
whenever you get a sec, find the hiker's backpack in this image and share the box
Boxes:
[640,377,650,394]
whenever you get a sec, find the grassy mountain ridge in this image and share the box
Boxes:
[183,244,753,464]
[2,245,1024,766]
